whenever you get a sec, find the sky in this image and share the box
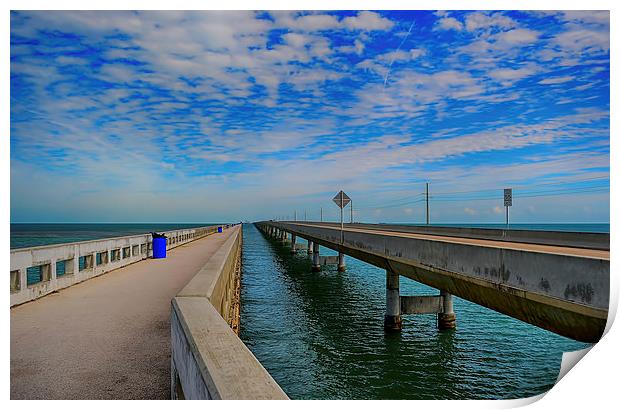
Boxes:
[9,10,610,223]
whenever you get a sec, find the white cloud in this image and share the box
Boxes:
[294,13,341,31]
[560,11,609,27]
[538,76,575,85]
[354,39,365,55]
[10,11,609,223]
[464,12,517,32]
[55,56,90,65]
[494,28,540,45]
[342,11,394,31]
[436,17,463,31]
[488,66,539,84]
[552,29,609,53]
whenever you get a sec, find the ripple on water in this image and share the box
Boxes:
[240,224,589,399]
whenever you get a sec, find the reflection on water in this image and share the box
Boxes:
[240,223,589,399]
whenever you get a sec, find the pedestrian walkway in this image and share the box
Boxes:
[10,227,238,399]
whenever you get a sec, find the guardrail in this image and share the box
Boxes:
[10,225,219,307]
[171,224,288,400]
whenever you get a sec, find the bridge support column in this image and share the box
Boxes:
[438,290,456,330]
[384,269,402,331]
[307,240,313,255]
[291,235,297,254]
[337,252,346,272]
[312,242,321,272]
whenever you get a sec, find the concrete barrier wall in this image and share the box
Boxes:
[10,226,218,307]
[171,225,288,400]
[285,221,610,250]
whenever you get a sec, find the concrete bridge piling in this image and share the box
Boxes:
[439,291,457,330]
[264,225,347,272]
[312,242,321,272]
[384,269,402,331]
[338,252,346,272]
[256,221,609,343]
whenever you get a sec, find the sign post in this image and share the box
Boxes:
[333,190,351,244]
[504,188,512,228]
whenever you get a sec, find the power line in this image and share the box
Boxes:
[349,176,608,209]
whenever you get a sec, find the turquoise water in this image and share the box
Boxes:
[240,223,604,399]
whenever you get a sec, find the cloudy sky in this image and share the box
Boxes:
[10,10,609,223]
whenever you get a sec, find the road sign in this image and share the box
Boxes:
[333,190,351,209]
[504,189,512,207]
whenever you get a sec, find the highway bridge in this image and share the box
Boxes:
[9,221,609,399]
[255,221,609,343]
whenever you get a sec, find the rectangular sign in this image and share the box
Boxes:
[333,190,351,209]
[504,188,512,207]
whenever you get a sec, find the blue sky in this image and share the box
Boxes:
[10,10,609,223]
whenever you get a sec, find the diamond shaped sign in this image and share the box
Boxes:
[333,190,351,209]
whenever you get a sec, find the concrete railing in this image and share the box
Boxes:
[10,225,219,307]
[171,225,288,400]
[280,221,610,250]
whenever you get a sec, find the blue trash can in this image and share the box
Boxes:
[218,226,223,233]
[152,233,167,258]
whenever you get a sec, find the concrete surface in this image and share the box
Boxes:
[10,227,236,400]
[302,221,610,250]
[171,226,287,400]
[10,226,217,306]
[257,221,609,342]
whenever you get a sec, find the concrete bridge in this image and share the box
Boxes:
[255,221,609,343]
[10,224,287,400]
[10,220,610,399]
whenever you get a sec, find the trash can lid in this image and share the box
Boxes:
[151,232,167,238]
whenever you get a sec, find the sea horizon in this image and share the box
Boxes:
[10,221,610,250]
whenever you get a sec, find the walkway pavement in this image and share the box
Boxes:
[11,227,238,399]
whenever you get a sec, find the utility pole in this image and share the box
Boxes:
[305,210,307,221]
[320,207,323,222]
[425,182,430,225]
[350,200,353,223]
[340,191,344,244]
[294,210,297,221]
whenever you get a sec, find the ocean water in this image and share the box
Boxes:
[10,223,218,249]
[239,223,606,399]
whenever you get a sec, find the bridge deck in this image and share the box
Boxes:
[10,228,236,400]
[259,221,608,342]
[296,223,609,260]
